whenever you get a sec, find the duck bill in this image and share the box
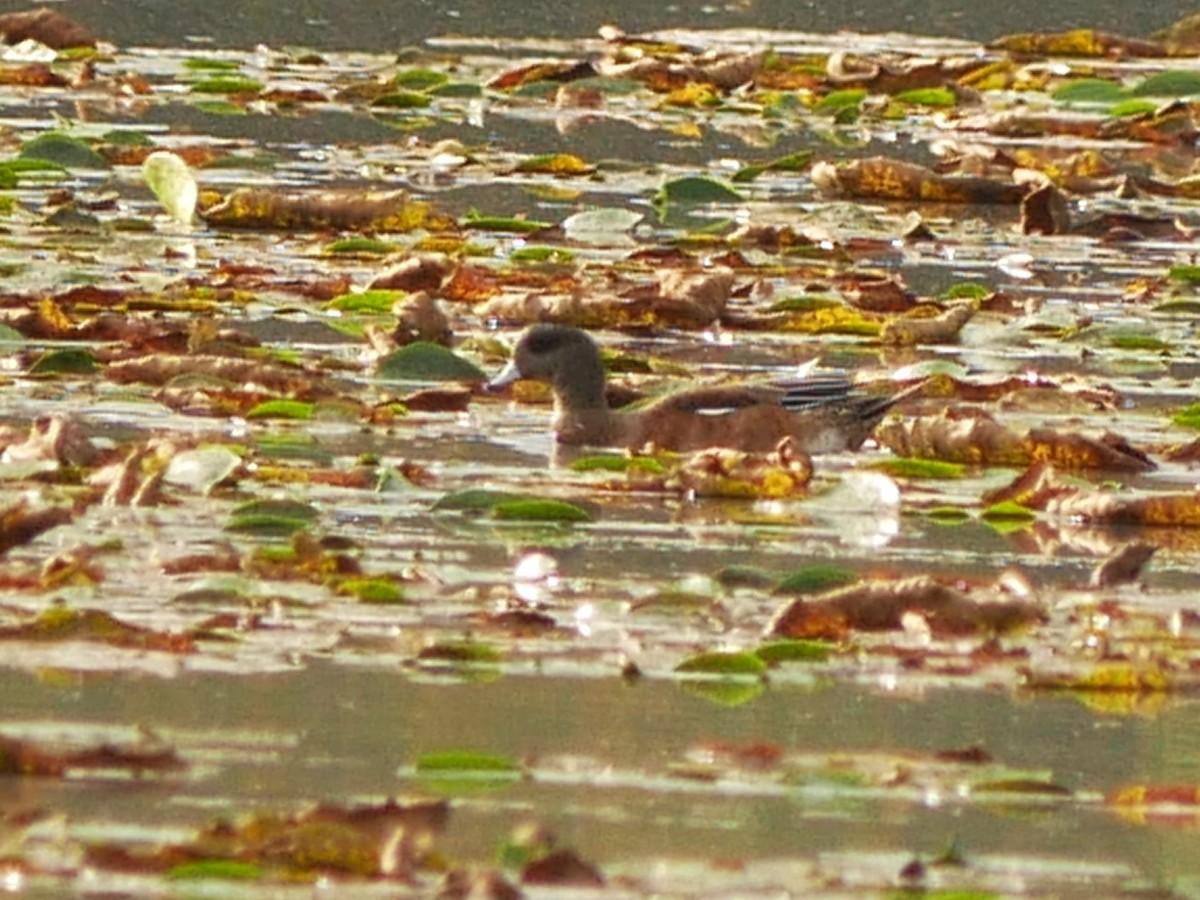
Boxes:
[485,359,524,392]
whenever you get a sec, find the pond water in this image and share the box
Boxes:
[1,0,1200,894]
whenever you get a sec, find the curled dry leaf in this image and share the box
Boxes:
[0,500,72,557]
[368,253,455,292]
[768,574,1046,641]
[672,436,814,499]
[987,462,1200,528]
[880,302,976,345]
[0,732,182,777]
[202,188,457,233]
[392,292,453,346]
[1,415,100,467]
[106,354,322,395]
[1089,541,1158,588]
[812,156,1028,204]
[876,408,1155,472]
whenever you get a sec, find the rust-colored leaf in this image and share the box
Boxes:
[202,188,457,233]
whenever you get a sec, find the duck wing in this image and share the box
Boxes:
[653,386,784,415]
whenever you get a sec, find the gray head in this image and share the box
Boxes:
[487,324,608,407]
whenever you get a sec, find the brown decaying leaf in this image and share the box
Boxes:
[0,607,195,653]
[0,500,73,557]
[1089,542,1158,588]
[768,575,1045,640]
[879,302,975,345]
[989,28,1167,59]
[0,733,183,777]
[369,253,455,293]
[876,408,1155,472]
[522,848,606,887]
[106,354,324,396]
[202,188,457,233]
[988,463,1200,528]
[812,157,1028,204]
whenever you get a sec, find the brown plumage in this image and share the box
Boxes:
[487,324,921,453]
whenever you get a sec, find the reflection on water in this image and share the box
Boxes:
[2,663,1199,886]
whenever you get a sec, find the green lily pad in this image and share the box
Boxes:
[190,76,265,94]
[19,132,108,169]
[491,499,592,523]
[773,564,858,595]
[415,751,519,773]
[432,489,524,512]
[28,348,98,375]
[324,289,403,313]
[815,88,867,115]
[654,176,744,206]
[869,457,966,479]
[1173,402,1200,430]
[142,150,198,224]
[1052,78,1126,104]
[323,237,401,256]
[168,860,263,881]
[163,446,243,493]
[1107,98,1159,118]
[245,399,315,420]
[231,499,320,521]
[391,68,449,91]
[417,640,503,663]
[894,86,957,107]
[569,454,667,475]
[941,282,991,300]
[337,578,405,604]
[981,501,1037,523]
[1131,70,1200,97]
[755,639,833,664]
[224,515,311,535]
[371,90,432,109]
[675,650,768,677]
[462,210,552,233]
[375,342,486,381]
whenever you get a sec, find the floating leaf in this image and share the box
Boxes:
[755,639,833,664]
[516,153,595,176]
[391,68,449,91]
[324,290,403,313]
[654,176,743,206]
[462,210,552,233]
[232,499,320,521]
[246,399,315,420]
[163,446,242,493]
[375,342,486,381]
[336,578,404,603]
[19,132,108,168]
[491,499,592,523]
[168,861,262,881]
[225,515,312,535]
[1131,70,1200,97]
[1174,402,1200,430]
[894,87,957,107]
[868,457,966,479]
[981,500,1037,522]
[418,640,503,663]
[371,90,431,109]
[28,348,97,375]
[432,489,523,512]
[324,237,400,256]
[1052,78,1126,104]
[415,751,519,773]
[190,76,264,94]
[569,454,667,474]
[773,565,858,595]
[675,651,768,677]
[142,151,198,224]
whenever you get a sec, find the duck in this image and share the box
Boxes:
[486,324,921,453]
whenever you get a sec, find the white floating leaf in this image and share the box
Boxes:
[164,446,242,494]
[142,151,198,225]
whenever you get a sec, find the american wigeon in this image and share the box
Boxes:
[486,324,921,453]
